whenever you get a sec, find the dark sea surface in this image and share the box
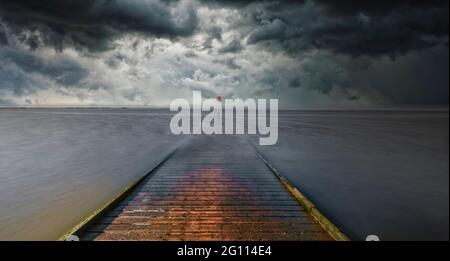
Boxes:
[0,109,448,240]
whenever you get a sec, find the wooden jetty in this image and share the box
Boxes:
[72,136,345,241]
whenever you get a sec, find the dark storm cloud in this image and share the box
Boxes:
[244,0,449,57]
[3,49,88,86]
[0,0,448,107]
[352,45,449,106]
[288,78,301,88]
[0,47,89,95]
[0,0,198,51]
[198,0,259,7]
[0,0,447,56]
[0,24,7,45]
[315,0,449,16]
[204,0,447,15]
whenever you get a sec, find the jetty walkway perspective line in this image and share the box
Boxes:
[76,135,336,241]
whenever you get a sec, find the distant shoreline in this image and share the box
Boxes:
[0,107,449,113]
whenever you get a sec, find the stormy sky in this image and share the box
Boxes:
[0,0,448,108]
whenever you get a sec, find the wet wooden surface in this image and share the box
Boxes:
[79,136,332,241]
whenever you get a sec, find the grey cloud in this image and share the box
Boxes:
[182,69,236,98]
[0,59,44,96]
[213,57,241,69]
[0,98,16,107]
[202,26,223,49]
[184,50,198,58]
[247,18,287,44]
[218,38,243,53]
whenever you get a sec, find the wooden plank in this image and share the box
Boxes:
[77,136,333,241]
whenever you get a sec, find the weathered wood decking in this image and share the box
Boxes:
[78,136,333,241]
